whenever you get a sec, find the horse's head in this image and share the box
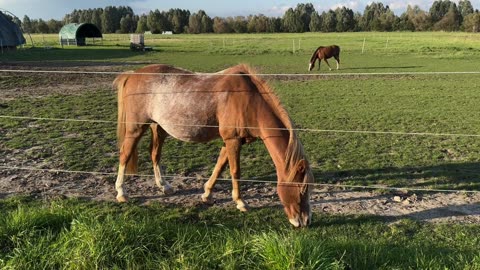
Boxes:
[308,61,315,71]
[277,159,312,227]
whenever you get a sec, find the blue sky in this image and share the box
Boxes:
[1,0,478,20]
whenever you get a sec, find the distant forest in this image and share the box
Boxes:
[4,1,480,34]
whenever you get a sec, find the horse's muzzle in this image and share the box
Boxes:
[289,213,311,228]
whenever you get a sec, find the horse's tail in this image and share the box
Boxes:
[113,71,138,174]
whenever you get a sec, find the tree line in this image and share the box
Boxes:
[10,1,480,34]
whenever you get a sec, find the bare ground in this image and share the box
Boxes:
[1,61,479,224]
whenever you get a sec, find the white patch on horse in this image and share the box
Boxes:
[149,76,220,142]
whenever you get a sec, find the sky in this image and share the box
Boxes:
[1,0,479,20]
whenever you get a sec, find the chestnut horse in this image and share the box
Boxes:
[308,45,340,71]
[113,64,313,227]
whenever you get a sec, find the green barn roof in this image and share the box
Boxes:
[59,23,102,46]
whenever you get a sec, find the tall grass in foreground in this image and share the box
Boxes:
[0,197,479,269]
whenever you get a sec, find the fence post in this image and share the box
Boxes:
[362,37,366,54]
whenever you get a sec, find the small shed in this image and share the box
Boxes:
[0,11,25,50]
[59,23,102,46]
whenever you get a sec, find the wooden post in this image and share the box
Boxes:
[362,37,366,54]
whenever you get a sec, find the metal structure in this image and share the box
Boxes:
[0,9,26,51]
[59,23,102,46]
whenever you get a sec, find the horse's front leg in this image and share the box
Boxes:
[225,139,249,212]
[150,124,174,195]
[201,146,228,204]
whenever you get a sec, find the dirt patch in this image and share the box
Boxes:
[1,61,479,224]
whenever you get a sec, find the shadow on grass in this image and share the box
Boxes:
[1,47,158,62]
[314,161,480,191]
[339,65,423,71]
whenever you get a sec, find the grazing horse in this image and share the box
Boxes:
[308,45,340,71]
[113,64,314,227]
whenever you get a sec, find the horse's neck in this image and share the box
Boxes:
[262,135,289,178]
[310,52,318,63]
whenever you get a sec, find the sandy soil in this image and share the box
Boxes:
[1,61,479,224]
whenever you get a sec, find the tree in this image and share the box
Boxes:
[361,2,393,31]
[229,16,247,33]
[335,7,355,32]
[462,12,480,32]
[266,17,282,33]
[282,8,303,32]
[404,5,430,31]
[433,4,461,30]
[309,11,322,32]
[188,10,211,33]
[321,10,337,32]
[120,14,134,33]
[458,0,474,18]
[136,15,148,33]
[36,19,49,33]
[102,6,117,33]
[147,9,169,33]
[22,15,33,33]
[47,19,62,33]
[91,9,103,31]
[430,0,456,24]
[168,9,190,33]
[295,3,315,31]
[213,17,231,33]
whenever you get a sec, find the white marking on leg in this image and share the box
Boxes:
[115,164,127,202]
[153,164,174,195]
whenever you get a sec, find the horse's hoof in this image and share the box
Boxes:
[236,201,249,212]
[201,194,215,205]
[162,185,175,195]
[116,195,128,203]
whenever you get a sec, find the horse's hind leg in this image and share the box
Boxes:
[116,124,148,202]
[225,139,249,212]
[201,146,228,204]
[324,59,333,71]
[150,124,174,195]
[334,55,340,70]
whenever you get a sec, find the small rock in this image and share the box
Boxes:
[393,196,402,202]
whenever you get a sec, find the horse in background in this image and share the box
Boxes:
[308,45,341,71]
[113,64,314,227]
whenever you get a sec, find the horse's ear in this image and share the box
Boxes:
[297,159,306,173]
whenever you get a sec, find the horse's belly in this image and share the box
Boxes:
[162,123,220,142]
[150,104,220,142]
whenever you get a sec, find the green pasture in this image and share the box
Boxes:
[1,32,480,269]
[0,197,479,269]
[3,32,480,73]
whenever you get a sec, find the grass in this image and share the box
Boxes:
[2,73,480,190]
[4,32,480,73]
[1,32,480,268]
[0,197,479,269]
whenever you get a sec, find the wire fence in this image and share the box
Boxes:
[1,68,480,197]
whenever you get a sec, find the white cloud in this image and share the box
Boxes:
[267,5,292,17]
[329,1,361,11]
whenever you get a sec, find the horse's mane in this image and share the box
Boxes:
[309,47,320,63]
[229,64,311,184]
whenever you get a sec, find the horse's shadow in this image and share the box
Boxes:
[339,65,423,71]
[313,161,480,190]
[310,202,479,228]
